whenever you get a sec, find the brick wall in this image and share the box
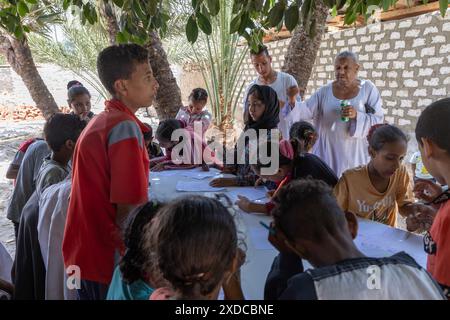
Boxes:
[238,9,450,139]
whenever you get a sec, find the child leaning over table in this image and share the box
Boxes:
[334,124,424,227]
[264,179,446,300]
[151,119,220,172]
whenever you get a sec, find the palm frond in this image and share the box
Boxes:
[189,0,248,127]
[28,20,110,99]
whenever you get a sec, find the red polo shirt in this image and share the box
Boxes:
[62,99,150,284]
[427,200,450,298]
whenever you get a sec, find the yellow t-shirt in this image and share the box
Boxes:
[334,164,414,227]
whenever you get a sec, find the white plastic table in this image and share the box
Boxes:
[148,168,426,300]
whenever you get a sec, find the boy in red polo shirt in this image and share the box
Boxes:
[62,44,159,300]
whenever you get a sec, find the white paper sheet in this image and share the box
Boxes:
[175,180,226,192]
[355,219,427,268]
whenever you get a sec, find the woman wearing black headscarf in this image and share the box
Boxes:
[210,85,280,187]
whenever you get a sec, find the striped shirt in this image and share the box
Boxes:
[265,252,446,300]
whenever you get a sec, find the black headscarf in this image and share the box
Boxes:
[244,84,279,132]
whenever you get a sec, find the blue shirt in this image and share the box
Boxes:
[106,266,154,300]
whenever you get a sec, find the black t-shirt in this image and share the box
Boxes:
[292,153,338,187]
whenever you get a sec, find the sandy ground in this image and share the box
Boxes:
[0,111,158,257]
[0,121,45,256]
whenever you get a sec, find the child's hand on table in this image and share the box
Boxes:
[151,163,166,172]
[209,178,237,187]
[235,195,252,212]
[254,178,265,187]
[406,203,436,232]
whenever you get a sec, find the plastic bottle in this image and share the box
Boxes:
[340,100,350,122]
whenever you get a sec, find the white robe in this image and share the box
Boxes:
[37,178,76,300]
[0,241,12,283]
[301,79,384,177]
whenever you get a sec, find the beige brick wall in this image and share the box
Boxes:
[238,10,450,136]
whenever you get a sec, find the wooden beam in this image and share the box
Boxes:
[380,2,450,21]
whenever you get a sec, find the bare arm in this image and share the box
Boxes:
[236,196,268,214]
[223,272,244,300]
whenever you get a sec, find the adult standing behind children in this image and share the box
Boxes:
[301,51,384,177]
[243,45,307,139]
[63,44,159,300]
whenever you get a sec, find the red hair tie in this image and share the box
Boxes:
[367,123,388,143]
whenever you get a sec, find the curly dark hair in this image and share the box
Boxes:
[142,196,237,298]
[289,121,317,154]
[416,98,450,153]
[43,113,86,152]
[119,201,163,284]
[272,179,347,243]
[189,88,208,102]
[367,124,408,152]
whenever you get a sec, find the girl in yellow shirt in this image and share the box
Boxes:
[334,124,420,227]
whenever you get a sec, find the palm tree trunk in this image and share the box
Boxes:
[0,34,59,119]
[146,31,182,120]
[282,0,329,94]
[99,1,119,45]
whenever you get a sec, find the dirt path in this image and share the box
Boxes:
[0,121,44,256]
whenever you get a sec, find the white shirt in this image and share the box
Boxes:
[37,178,76,300]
